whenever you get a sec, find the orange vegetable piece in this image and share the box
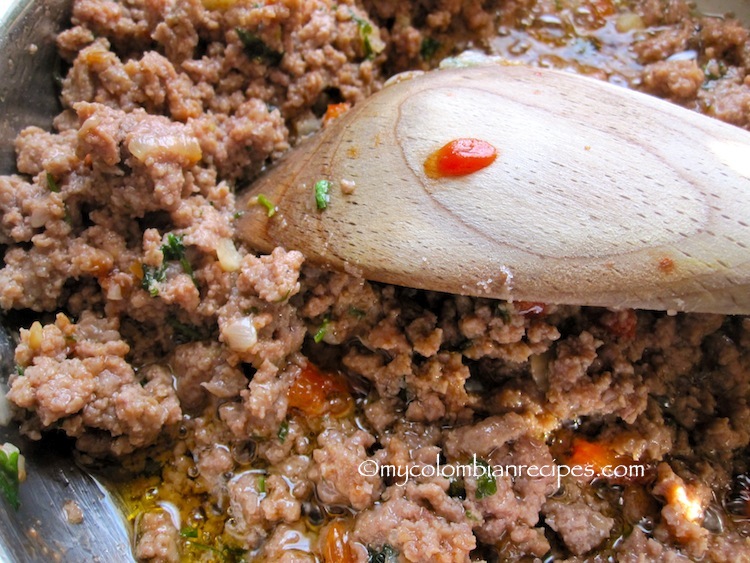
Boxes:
[600,309,637,340]
[424,138,497,179]
[568,438,620,475]
[323,103,351,126]
[567,438,646,484]
[322,520,356,563]
[287,363,353,417]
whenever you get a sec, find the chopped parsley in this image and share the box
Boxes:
[141,234,199,296]
[0,444,22,510]
[475,459,497,499]
[277,420,289,443]
[161,233,185,261]
[257,474,266,494]
[179,524,247,562]
[63,203,73,225]
[420,37,440,60]
[313,317,330,343]
[236,28,284,65]
[256,194,277,217]
[15,365,24,377]
[141,264,166,297]
[167,317,209,343]
[161,233,196,285]
[314,179,331,210]
[348,306,366,319]
[180,527,199,539]
[46,172,60,193]
[495,303,512,324]
[367,544,399,563]
[351,14,379,59]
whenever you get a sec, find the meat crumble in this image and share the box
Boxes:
[2,0,750,561]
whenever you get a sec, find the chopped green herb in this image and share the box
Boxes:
[274,290,291,304]
[367,544,399,563]
[448,477,466,500]
[233,211,244,220]
[496,304,512,324]
[0,444,22,510]
[236,28,284,65]
[141,264,166,297]
[703,61,727,81]
[14,365,24,377]
[465,509,479,521]
[475,459,497,499]
[161,233,185,261]
[351,13,380,59]
[63,203,73,225]
[420,37,440,60]
[348,306,366,319]
[256,194,277,217]
[257,474,266,494]
[161,234,197,287]
[277,420,289,443]
[314,179,331,210]
[222,546,248,561]
[313,317,330,343]
[180,527,199,539]
[167,317,208,343]
[46,172,60,193]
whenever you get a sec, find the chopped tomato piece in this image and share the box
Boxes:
[600,309,637,340]
[424,138,497,178]
[287,362,353,417]
[322,520,355,563]
[567,438,646,483]
[323,102,351,126]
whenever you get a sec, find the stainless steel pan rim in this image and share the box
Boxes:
[1,1,134,561]
[1,0,749,561]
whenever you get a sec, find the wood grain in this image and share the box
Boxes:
[237,64,750,314]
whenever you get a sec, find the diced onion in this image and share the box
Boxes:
[106,282,123,300]
[615,12,644,33]
[128,132,202,166]
[29,207,50,228]
[222,317,258,352]
[216,238,242,272]
[28,321,43,350]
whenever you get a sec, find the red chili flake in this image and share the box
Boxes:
[424,138,497,179]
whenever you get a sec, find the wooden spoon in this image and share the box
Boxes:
[236,64,750,315]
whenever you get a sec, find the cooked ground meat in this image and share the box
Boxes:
[3,0,750,561]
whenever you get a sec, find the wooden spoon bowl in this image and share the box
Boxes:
[237,64,750,315]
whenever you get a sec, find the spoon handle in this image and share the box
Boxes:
[237,64,750,314]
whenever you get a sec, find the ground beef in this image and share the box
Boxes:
[3,0,750,561]
[135,510,180,563]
